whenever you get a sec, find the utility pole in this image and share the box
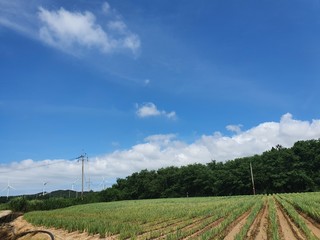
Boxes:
[76,153,88,199]
[250,162,256,195]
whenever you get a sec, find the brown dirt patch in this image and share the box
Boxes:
[298,212,320,238]
[223,210,251,240]
[0,210,12,219]
[276,202,305,240]
[246,202,268,240]
[10,216,118,240]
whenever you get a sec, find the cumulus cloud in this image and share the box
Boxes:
[136,102,177,119]
[0,0,140,55]
[1,113,320,195]
[38,4,140,55]
[38,7,112,52]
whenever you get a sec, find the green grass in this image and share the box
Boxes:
[0,203,8,211]
[276,194,318,240]
[267,195,281,240]
[24,193,320,239]
[25,195,262,239]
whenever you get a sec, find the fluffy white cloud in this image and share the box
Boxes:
[1,113,320,195]
[136,102,177,119]
[0,1,140,55]
[38,4,140,54]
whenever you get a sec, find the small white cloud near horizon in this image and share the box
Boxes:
[2,113,320,196]
[136,102,177,119]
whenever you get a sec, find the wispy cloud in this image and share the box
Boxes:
[1,113,320,195]
[136,102,177,119]
[226,124,243,134]
[0,0,140,56]
[0,0,38,37]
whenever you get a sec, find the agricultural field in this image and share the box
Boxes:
[11,193,320,239]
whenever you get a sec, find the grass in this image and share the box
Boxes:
[23,192,320,239]
[25,195,262,239]
[267,195,281,240]
[276,195,318,240]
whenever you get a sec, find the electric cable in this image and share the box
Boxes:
[14,230,54,240]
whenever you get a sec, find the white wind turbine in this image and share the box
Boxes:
[100,177,106,191]
[71,179,78,191]
[2,180,16,200]
[69,178,78,198]
[42,181,48,196]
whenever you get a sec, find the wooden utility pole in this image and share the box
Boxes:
[250,162,256,195]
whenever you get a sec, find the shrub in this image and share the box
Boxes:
[8,197,28,212]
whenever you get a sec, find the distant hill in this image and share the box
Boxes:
[0,190,94,203]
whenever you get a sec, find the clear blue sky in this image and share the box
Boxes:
[1,0,320,194]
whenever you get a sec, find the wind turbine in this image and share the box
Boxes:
[100,177,106,191]
[69,178,78,198]
[2,180,15,200]
[71,179,78,191]
[42,181,48,196]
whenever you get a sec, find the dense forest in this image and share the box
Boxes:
[100,139,320,201]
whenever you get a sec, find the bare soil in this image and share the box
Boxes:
[298,212,320,238]
[275,201,305,240]
[224,210,251,240]
[246,203,268,239]
[11,216,103,240]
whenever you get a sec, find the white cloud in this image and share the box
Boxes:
[0,1,140,55]
[226,124,243,134]
[136,102,177,119]
[38,7,113,52]
[38,6,140,55]
[0,0,38,37]
[102,2,111,15]
[108,20,127,33]
[1,113,320,195]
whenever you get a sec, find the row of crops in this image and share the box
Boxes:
[23,193,320,239]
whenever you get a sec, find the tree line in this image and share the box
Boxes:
[100,139,320,201]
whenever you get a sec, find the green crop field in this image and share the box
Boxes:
[23,193,320,239]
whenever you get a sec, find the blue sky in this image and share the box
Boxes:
[1,0,320,195]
